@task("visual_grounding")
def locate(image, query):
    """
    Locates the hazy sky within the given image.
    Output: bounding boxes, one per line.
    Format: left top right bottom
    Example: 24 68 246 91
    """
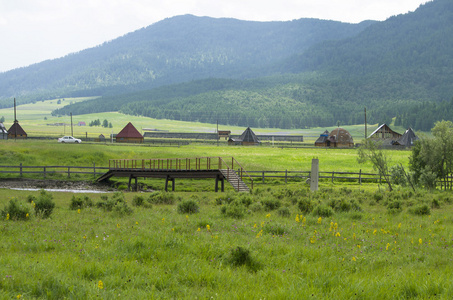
0 0 429 73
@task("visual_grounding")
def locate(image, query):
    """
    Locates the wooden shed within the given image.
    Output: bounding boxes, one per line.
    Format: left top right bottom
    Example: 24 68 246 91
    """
116 122 144 143
0 123 8 140
315 130 330 147
394 128 418 147
328 128 354 148
368 124 402 145
218 130 231 140
7 120 27 139
228 127 260 146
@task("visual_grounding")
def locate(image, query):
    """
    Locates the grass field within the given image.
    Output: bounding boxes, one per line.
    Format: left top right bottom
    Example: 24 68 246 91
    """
2 98 449 299
0 97 411 142
1 185 453 299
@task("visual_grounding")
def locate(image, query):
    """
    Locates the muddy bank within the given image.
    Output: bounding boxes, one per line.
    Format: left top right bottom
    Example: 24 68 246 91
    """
0 178 114 192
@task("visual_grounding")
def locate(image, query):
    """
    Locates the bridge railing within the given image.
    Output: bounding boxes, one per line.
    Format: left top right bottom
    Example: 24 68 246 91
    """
109 157 253 189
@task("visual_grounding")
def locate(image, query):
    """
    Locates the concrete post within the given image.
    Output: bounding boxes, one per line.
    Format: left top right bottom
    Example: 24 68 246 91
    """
310 158 319 192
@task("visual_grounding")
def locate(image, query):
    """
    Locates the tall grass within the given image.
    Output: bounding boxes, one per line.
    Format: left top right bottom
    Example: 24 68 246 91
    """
1 186 452 298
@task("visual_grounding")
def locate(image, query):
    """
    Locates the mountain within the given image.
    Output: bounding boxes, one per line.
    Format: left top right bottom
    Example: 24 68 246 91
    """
53 0 453 131
0 15 372 106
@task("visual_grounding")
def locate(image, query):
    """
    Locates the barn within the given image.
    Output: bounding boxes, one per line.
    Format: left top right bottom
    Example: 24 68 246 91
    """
368 124 402 145
394 127 418 147
315 130 330 147
7 120 27 139
116 122 144 143
315 128 354 148
228 127 260 146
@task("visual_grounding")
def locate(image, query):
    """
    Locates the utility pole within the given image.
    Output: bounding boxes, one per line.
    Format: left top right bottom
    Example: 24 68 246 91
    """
70 113 73 137
14 98 17 141
364 107 367 139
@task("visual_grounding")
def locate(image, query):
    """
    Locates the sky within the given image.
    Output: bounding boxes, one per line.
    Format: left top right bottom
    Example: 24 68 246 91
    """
0 0 429 73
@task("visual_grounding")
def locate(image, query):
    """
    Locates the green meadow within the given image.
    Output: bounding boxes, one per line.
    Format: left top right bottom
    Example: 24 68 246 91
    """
2 97 451 299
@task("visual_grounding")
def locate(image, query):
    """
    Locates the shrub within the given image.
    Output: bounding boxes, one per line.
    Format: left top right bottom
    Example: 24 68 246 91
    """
431 198 441 209
411 204 431 216
312 204 334 217
298 198 314 214
177 199 200 214
390 164 408 186
221 200 247 219
148 192 176 205
228 246 261 272
373 192 384 202
263 223 287 235
387 200 403 214
419 168 437 190
96 192 133 215
262 198 281 211
132 195 145 207
69 195 93 210
1 198 30 221
248 202 263 212
34 190 55 219
26 195 37 203
277 206 291 218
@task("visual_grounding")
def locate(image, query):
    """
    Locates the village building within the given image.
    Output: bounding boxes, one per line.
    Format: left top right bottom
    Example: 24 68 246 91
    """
228 127 260 146
368 124 402 145
0 123 8 140
7 120 27 139
314 128 354 148
116 122 144 143
394 127 419 147
315 130 330 147
218 130 231 140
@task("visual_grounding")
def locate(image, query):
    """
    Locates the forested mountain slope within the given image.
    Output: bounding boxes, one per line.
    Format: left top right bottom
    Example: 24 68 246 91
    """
0 15 372 106
54 0 453 131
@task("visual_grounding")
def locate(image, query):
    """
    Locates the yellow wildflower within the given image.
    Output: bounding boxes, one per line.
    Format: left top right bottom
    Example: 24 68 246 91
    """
206 224 211 231
386 243 390 250
295 214 300 223
6 213 9 221
26 213 29 218
353 233 356 240
17 295 21 299
317 217 322 224
253 223 257 228
136 221 138 225
77 209 81 214
335 232 341 237
197 228 201 232
171 228 175 231
419 238 422 245
266 213 271 218
162 218 165 223
256 229 263 238
398 223 402 229
310 236 316 244
352 257 356 261
117 223 120 228
302 217 306 227
98 280 104 289
261 221 265 227
357 244 361 249
373 229 377 235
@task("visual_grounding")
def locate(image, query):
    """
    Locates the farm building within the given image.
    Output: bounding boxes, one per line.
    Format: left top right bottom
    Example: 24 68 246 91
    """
0 123 8 139
394 127 419 147
228 127 260 146
315 130 330 147
218 130 231 140
329 128 354 147
7 120 27 139
116 122 144 143
368 124 402 145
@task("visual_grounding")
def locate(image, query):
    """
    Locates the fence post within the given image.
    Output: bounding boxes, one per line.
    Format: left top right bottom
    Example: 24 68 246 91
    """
93 163 96 178
68 167 70 178
310 158 319 192
331 171 334 184
359 169 362 185
20 163 23 177
285 170 288 184
262 171 265 184
43 167 46 178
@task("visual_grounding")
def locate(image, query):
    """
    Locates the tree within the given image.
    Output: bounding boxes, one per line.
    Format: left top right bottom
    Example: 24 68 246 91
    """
357 140 393 191
102 119 109 128
0 116 4 123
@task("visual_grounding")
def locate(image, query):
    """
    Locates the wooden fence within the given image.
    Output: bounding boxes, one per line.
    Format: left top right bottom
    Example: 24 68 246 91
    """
0 164 109 178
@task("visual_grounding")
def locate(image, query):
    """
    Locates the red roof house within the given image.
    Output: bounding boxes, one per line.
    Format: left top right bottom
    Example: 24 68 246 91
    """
116 122 144 143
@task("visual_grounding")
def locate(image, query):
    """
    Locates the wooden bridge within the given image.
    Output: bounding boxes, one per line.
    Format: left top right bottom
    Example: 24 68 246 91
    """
96 157 253 192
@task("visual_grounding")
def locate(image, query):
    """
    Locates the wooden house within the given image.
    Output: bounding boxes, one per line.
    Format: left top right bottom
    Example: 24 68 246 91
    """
228 127 260 146
116 122 144 143
0 123 8 140
368 124 402 145
328 128 354 148
7 120 27 139
315 130 330 147
394 128 418 147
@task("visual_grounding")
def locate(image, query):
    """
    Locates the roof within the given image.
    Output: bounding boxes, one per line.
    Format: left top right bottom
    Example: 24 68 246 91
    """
395 128 418 146
239 127 260 143
329 128 354 144
368 124 401 139
315 130 330 144
116 122 143 138
0 123 7 134
8 121 27 136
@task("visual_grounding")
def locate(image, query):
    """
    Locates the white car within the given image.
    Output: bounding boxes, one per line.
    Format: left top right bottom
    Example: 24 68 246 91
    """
58 136 82 143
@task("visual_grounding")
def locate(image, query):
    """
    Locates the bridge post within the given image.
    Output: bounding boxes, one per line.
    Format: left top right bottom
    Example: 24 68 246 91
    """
128 174 133 191
215 176 219 192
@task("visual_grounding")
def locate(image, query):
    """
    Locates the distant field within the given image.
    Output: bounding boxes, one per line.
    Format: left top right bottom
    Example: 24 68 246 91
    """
0 97 411 142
